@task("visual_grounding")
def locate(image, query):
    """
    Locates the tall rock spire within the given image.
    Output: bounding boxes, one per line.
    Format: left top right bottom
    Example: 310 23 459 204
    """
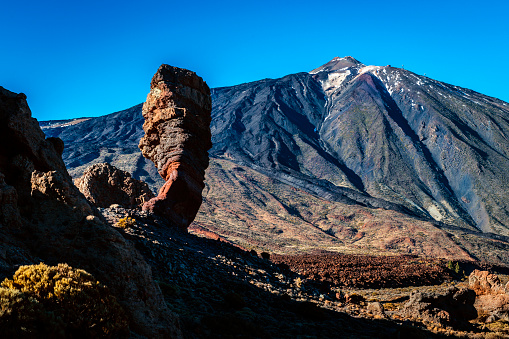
139 64 212 229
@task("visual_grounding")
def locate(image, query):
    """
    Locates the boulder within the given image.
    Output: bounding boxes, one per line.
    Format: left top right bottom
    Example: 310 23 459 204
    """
367 302 386 318
401 287 477 328
469 269 506 295
75 162 155 209
139 64 212 229
469 270 509 322
475 294 509 322
0 86 182 338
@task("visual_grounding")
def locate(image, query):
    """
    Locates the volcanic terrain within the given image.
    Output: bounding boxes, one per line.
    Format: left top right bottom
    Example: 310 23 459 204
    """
42 57 509 266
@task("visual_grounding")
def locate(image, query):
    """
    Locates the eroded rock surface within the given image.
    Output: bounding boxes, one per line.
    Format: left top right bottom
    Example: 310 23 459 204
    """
469 269 508 295
469 270 509 322
139 64 212 229
0 86 181 338
401 287 477 328
75 162 155 209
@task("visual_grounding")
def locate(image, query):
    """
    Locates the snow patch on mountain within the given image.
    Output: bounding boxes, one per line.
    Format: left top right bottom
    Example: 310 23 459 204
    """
321 70 351 94
359 65 382 75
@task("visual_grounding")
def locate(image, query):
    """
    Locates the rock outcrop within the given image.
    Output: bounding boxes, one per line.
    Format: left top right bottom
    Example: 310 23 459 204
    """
401 287 477 328
139 64 212 229
75 162 155 209
0 86 181 338
469 269 509 295
469 270 509 322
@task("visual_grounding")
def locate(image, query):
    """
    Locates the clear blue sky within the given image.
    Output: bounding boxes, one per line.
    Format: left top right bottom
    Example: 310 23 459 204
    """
1 0 508 121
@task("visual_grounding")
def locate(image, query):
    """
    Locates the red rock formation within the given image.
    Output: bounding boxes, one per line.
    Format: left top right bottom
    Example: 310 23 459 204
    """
139 65 212 229
0 86 181 338
75 162 155 209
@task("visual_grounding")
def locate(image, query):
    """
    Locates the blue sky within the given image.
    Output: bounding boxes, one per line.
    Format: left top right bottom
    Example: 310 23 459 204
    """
1 0 508 121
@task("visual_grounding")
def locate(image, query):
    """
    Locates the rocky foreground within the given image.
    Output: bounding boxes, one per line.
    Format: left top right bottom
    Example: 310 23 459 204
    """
0 86 181 337
5 59 509 337
101 205 509 338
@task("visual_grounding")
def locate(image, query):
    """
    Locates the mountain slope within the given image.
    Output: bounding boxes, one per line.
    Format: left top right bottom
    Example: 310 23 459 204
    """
210 57 509 235
40 57 509 264
355 62 509 235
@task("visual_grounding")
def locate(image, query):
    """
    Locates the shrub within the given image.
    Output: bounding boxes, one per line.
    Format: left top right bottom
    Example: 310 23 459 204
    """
0 287 65 338
0 263 128 338
116 216 136 229
345 293 366 304
454 262 461 274
446 260 461 275
294 277 303 289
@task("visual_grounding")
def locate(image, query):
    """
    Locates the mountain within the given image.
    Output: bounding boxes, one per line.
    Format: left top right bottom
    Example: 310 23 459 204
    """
42 57 509 265
211 56 509 235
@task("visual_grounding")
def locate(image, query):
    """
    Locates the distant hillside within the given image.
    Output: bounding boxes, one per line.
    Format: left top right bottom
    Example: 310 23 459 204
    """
39 117 91 129
41 57 509 265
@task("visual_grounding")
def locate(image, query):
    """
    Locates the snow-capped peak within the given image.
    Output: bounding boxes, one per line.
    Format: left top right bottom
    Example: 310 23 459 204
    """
310 56 364 75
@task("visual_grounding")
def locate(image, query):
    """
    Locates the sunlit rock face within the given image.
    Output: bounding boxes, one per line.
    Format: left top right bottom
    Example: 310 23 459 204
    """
139 64 212 229
75 162 155 209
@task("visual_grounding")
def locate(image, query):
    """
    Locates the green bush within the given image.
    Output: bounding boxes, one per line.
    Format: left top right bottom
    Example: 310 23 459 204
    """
0 263 128 338
446 260 461 275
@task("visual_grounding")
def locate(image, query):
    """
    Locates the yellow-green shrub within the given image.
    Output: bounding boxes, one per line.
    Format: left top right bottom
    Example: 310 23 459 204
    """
0 287 65 338
0 263 128 338
116 216 136 229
